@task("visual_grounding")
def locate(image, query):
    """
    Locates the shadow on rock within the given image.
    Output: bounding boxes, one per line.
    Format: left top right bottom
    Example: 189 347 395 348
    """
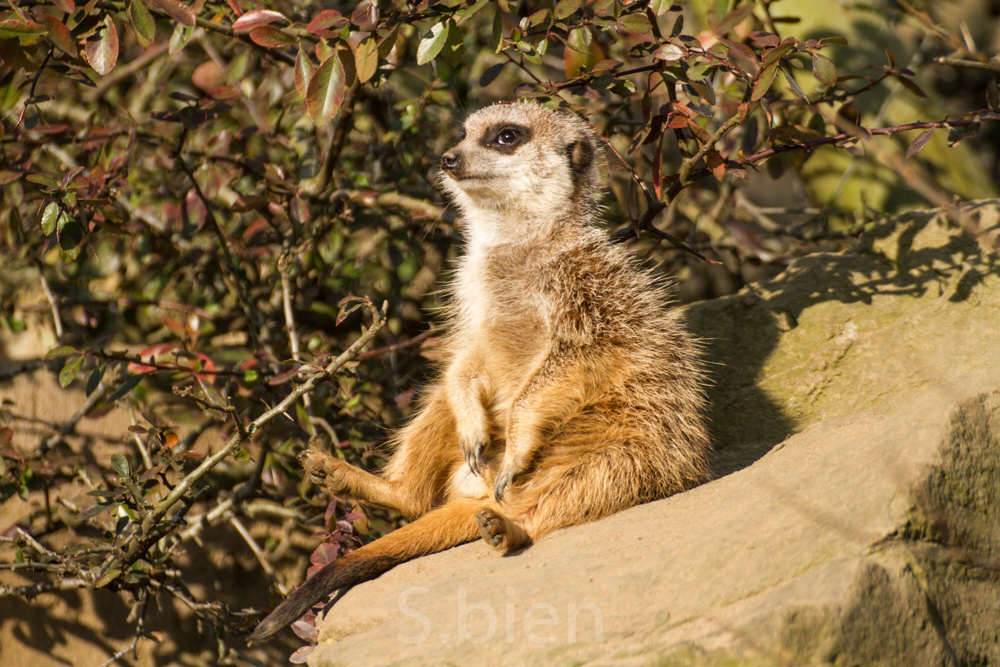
685 199 1000 478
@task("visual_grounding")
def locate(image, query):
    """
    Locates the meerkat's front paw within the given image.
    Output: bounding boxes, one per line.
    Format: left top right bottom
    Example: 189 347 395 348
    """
461 437 487 476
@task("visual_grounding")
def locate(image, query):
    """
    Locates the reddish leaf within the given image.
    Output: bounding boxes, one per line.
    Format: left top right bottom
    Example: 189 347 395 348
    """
39 16 75 56
667 113 689 129
749 31 779 48
85 15 119 76
350 0 378 31
248 26 292 48
53 0 76 12
232 9 287 32
267 367 299 386
903 129 933 159
290 619 318 645
306 9 347 38
894 74 926 98
306 53 347 125
289 645 315 664
192 60 224 91
147 0 196 27
0 427 13 446
706 150 726 181
310 541 339 566
127 361 158 374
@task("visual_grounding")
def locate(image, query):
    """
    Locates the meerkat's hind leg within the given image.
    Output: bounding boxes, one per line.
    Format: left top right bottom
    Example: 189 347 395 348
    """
300 446 426 519
476 507 530 554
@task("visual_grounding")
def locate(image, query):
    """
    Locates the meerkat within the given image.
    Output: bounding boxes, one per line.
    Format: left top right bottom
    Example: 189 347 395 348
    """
248 102 710 644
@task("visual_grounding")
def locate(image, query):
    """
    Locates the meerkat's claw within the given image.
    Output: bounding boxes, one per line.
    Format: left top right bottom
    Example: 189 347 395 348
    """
493 470 513 501
462 439 486 476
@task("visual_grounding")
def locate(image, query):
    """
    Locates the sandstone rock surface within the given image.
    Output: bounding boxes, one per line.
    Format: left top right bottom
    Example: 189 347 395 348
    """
308 201 1000 666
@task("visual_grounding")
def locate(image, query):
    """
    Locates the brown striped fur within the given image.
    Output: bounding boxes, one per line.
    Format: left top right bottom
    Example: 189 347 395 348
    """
248 103 710 644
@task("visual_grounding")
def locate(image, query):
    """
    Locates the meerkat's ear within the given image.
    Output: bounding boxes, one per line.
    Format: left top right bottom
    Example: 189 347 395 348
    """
566 138 593 182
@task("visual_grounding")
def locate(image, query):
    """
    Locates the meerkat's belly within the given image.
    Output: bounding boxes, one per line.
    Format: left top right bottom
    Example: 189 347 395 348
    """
448 462 491 499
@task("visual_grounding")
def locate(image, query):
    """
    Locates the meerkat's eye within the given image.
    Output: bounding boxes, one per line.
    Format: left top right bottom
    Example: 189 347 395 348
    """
481 124 530 152
459 128 467 141
496 127 521 145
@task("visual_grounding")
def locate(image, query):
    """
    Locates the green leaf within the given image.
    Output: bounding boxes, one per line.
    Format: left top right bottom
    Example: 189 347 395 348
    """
650 0 674 15
762 43 796 69
46 345 75 358
554 0 582 19
811 52 837 87
619 13 652 34
84 14 119 76
85 365 105 395
95 567 122 588
354 36 378 84
41 202 60 235
479 62 504 87
112 454 130 478
294 43 315 98
306 53 347 125
108 374 142 402
416 21 449 66
129 0 156 48
751 64 779 102
0 17 46 40
491 5 503 53
59 356 83 388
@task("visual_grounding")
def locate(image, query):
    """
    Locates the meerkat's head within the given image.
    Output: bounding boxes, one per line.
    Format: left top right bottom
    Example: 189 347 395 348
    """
438 102 603 246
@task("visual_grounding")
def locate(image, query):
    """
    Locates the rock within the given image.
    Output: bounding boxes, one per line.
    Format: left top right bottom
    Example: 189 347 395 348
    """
307 201 1000 666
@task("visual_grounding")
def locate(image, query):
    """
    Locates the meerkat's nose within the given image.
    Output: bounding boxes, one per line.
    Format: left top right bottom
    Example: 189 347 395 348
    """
440 151 461 171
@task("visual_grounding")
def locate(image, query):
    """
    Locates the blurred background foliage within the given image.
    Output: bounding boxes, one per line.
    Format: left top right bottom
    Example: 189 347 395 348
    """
0 0 998 662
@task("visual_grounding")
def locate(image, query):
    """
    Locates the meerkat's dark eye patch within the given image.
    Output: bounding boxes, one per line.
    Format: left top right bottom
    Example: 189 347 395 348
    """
480 124 531 153
566 138 593 182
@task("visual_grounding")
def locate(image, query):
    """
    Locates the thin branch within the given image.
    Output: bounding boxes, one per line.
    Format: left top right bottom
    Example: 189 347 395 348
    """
934 56 1000 73
0 577 91 598
357 328 437 361
36 263 63 340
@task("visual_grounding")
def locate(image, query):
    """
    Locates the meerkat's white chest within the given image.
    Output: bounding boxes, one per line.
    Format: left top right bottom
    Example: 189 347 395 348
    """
454 246 492 331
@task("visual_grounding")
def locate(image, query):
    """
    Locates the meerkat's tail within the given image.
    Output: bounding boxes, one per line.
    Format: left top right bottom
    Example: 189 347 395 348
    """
247 497 483 644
